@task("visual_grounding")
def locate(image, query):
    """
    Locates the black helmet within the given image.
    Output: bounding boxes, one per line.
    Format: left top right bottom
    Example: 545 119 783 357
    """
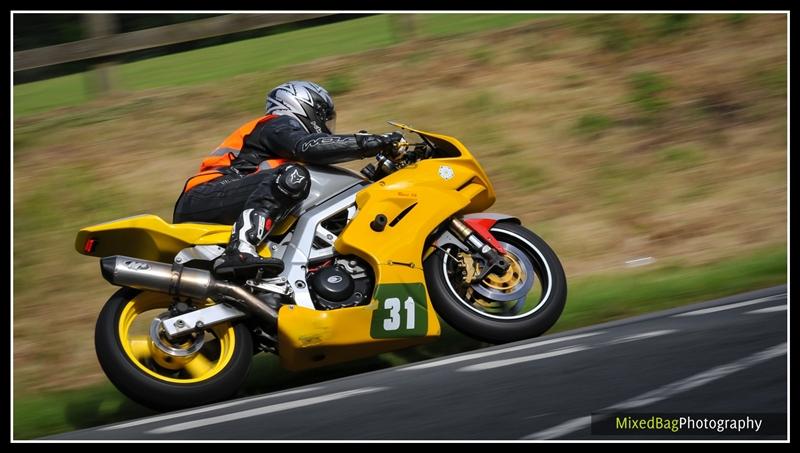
266 81 336 134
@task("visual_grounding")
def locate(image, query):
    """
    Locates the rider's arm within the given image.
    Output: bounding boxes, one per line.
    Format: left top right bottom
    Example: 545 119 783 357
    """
260 116 392 164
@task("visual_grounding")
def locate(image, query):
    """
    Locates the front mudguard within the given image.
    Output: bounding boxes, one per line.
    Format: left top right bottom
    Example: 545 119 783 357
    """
462 213 521 224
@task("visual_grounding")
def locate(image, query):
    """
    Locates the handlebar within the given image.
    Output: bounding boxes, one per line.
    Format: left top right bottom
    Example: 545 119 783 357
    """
360 139 431 182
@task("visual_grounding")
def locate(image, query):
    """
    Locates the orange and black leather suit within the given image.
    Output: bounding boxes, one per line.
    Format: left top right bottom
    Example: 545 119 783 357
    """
173 115 391 225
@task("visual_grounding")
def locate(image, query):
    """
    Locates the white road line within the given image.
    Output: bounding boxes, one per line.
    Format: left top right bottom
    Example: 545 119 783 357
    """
608 330 677 345
457 346 590 372
527 416 592 440
747 305 787 315
609 342 786 410
147 387 387 434
100 387 323 431
458 329 679 372
400 331 605 371
523 342 787 439
674 294 786 317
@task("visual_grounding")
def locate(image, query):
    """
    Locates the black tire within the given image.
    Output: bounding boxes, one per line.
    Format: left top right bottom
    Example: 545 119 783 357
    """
424 222 567 344
95 287 253 411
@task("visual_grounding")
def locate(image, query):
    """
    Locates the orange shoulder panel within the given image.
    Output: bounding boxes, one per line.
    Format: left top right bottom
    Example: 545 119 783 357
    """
216 114 278 151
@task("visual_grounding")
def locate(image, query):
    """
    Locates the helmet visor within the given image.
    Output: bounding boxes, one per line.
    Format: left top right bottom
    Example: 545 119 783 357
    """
325 113 337 134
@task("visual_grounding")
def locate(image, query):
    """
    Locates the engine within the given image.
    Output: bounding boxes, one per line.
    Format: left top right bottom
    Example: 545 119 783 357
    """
307 256 374 310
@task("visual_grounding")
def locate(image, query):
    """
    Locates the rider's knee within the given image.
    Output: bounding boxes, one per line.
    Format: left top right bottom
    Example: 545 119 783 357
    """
274 164 311 202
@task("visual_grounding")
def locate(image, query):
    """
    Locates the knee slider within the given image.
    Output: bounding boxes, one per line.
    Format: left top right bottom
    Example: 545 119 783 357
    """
275 164 311 201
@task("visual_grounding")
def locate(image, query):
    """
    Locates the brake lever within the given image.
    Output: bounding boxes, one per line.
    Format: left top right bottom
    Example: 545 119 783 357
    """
393 141 429 163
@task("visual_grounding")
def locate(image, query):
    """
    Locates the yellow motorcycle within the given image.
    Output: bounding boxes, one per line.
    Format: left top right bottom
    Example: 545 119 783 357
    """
76 122 567 410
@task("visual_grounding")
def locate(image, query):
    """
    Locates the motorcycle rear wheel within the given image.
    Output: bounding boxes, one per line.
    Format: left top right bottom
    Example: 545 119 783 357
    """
95 287 252 411
425 222 567 344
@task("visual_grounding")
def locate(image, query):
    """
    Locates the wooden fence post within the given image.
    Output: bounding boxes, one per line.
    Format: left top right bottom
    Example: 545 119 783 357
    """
84 14 118 96
390 13 418 42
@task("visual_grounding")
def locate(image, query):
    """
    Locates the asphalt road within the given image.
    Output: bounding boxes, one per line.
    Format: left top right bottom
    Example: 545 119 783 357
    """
50 285 788 440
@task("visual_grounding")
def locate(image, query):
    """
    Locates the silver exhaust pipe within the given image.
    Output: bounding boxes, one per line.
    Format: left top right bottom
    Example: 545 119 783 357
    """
100 255 278 328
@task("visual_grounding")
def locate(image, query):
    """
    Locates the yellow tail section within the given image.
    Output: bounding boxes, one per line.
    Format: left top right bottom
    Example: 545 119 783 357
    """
75 215 234 262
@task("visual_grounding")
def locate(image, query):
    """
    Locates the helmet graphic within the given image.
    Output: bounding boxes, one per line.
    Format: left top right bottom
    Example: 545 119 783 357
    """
266 81 336 134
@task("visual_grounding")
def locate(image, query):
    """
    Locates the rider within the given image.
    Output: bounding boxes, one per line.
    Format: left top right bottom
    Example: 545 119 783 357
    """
173 80 400 280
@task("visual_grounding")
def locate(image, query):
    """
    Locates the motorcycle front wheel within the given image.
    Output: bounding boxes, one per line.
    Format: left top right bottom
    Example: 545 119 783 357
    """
425 222 567 344
95 287 252 411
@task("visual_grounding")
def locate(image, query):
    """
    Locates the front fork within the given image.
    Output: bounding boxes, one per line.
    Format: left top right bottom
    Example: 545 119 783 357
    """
446 218 510 281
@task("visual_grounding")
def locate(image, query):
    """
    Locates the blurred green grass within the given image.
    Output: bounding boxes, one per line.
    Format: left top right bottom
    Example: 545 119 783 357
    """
550 245 786 332
14 245 786 439
14 14 543 117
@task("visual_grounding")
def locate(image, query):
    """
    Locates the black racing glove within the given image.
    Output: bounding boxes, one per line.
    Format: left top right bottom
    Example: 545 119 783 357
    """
356 132 404 157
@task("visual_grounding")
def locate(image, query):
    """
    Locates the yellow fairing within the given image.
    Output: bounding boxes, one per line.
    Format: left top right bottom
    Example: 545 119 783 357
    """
278 278 438 371
338 128 495 272
279 129 495 370
75 214 271 262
